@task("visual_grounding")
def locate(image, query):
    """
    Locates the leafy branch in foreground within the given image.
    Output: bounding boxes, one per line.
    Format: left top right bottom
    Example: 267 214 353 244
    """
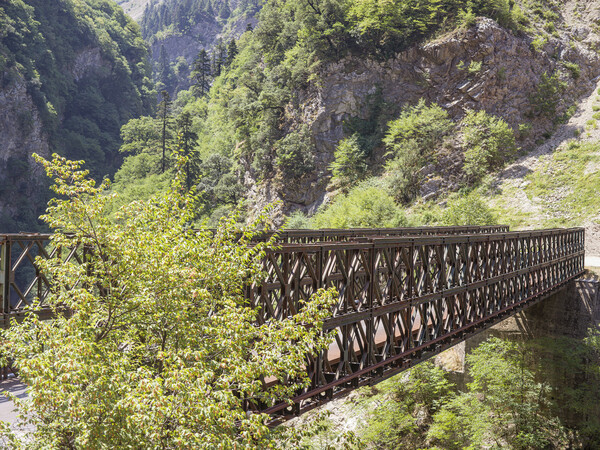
0 153 335 449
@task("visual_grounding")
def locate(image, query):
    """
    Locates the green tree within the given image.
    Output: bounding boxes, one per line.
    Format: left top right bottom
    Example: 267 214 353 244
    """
0 153 336 448
461 109 517 181
530 71 567 117
428 338 566 449
274 126 315 179
329 134 368 192
157 90 172 173
360 361 454 449
226 39 238 67
196 154 244 212
191 49 212 96
176 111 200 190
214 39 228 75
158 43 175 92
383 100 454 202
119 116 161 156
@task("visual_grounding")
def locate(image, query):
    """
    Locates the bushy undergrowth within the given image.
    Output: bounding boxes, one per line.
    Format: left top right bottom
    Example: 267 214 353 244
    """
462 109 518 182
311 180 408 229
307 333 600 449
443 192 498 225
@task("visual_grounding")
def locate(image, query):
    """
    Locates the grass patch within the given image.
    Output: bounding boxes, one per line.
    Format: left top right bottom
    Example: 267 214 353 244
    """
524 141 600 225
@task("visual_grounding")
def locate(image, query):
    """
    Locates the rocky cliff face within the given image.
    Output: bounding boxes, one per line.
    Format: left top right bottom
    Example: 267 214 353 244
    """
248 18 600 219
0 77 49 227
0 43 118 229
144 1 259 95
116 0 155 21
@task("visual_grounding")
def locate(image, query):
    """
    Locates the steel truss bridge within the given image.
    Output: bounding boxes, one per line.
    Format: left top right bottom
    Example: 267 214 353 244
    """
0 225 586 418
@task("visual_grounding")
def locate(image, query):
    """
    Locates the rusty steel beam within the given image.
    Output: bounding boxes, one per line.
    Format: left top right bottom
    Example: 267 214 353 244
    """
251 228 585 418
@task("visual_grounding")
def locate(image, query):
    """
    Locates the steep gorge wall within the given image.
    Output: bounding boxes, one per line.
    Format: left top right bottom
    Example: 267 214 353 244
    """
249 18 600 218
0 77 49 227
0 0 154 231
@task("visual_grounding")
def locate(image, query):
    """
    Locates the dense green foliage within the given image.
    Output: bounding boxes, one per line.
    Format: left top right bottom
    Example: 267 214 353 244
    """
0 0 154 178
442 192 498 225
530 71 567 118
429 338 565 449
0 154 336 448
462 109 518 181
329 333 600 449
361 362 454 448
311 180 408 228
383 100 454 202
329 134 369 191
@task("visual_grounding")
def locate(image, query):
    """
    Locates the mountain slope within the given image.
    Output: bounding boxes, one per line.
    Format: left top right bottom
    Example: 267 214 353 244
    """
139 0 260 94
0 0 154 231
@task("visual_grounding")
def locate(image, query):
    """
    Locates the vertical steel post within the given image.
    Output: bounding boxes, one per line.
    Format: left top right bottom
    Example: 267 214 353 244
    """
1 239 10 317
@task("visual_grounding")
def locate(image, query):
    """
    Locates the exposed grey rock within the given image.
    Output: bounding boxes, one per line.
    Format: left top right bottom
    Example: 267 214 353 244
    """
0 77 49 219
247 18 600 220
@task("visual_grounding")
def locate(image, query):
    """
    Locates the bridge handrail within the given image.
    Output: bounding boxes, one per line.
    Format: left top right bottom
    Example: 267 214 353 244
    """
249 225 510 243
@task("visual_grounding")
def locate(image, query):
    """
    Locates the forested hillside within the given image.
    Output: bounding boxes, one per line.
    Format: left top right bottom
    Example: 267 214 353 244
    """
139 0 260 94
113 0 600 230
0 0 154 231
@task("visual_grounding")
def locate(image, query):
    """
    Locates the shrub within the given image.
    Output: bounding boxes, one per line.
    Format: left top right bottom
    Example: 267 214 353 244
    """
563 61 581 79
384 100 454 156
461 109 517 181
468 60 482 74
442 193 497 225
530 72 567 117
285 210 311 229
311 181 407 228
428 338 566 449
383 100 454 201
384 139 424 203
275 126 315 179
329 134 369 191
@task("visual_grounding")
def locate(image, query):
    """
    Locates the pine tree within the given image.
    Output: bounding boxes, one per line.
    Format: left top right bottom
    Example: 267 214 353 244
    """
157 90 172 173
176 111 200 191
158 44 174 92
159 44 169 87
191 49 211 96
226 39 238 67
212 39 226 77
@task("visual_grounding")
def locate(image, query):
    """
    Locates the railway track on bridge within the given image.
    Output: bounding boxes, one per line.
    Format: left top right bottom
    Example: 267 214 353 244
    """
0 225 586 418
